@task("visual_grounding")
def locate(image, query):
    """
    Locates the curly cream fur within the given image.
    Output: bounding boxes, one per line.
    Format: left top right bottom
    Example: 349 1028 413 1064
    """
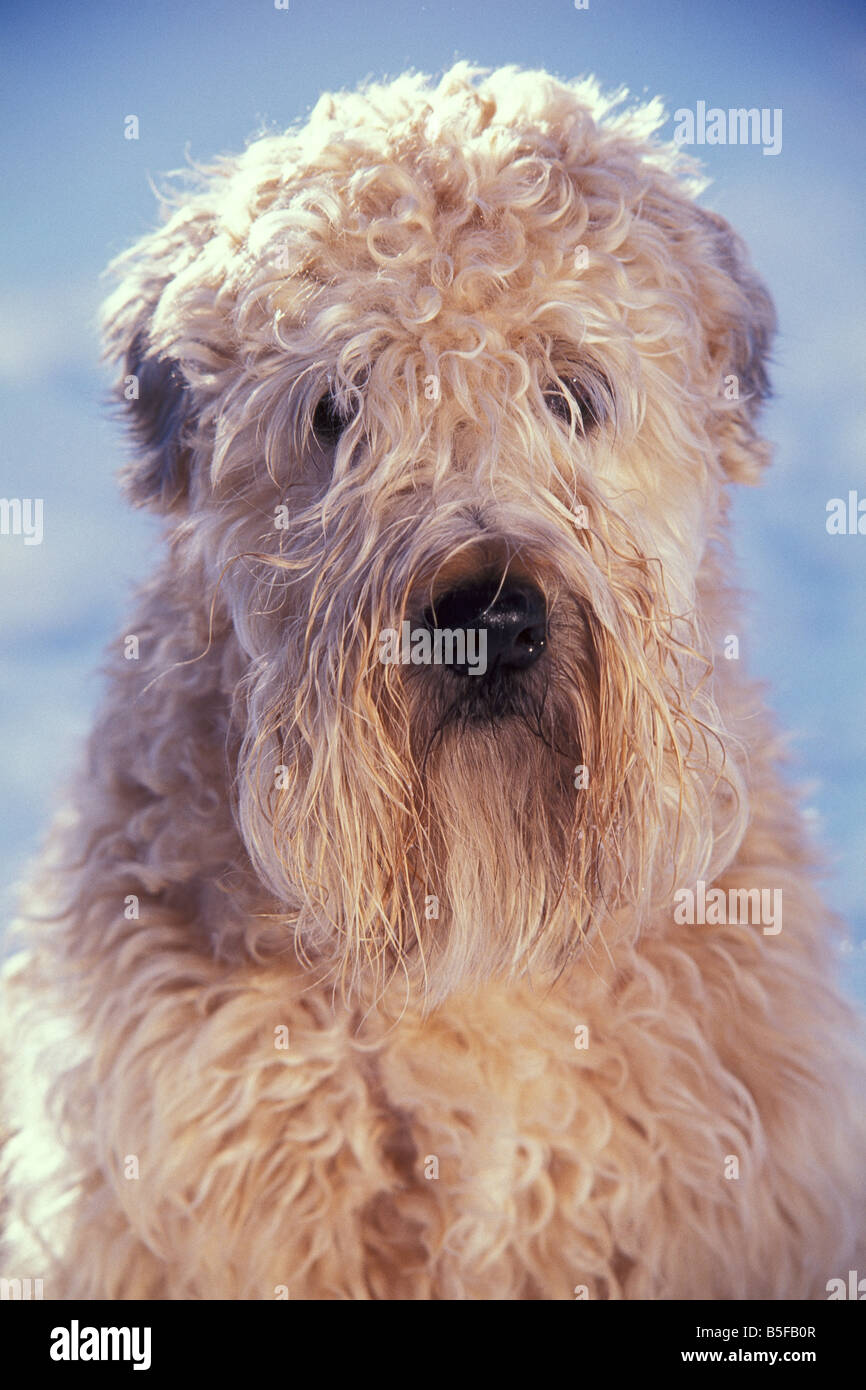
2 63 863 1299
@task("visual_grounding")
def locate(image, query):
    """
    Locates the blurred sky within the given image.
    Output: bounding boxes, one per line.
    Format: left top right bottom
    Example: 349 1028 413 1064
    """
1 0 864 998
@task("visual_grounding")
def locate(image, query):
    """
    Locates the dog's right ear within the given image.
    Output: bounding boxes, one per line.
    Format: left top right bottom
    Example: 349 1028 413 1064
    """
102 207 215 514
111 327 196 512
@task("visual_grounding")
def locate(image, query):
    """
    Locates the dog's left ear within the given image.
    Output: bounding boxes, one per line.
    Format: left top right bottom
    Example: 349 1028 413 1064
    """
688 205 777 483
638 181 776 483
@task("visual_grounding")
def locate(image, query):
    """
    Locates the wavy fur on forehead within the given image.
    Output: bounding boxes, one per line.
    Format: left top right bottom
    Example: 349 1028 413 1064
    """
102 61 769 502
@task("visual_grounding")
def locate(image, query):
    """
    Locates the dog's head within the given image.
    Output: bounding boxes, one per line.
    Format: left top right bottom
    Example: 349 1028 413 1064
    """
103 64 775 1004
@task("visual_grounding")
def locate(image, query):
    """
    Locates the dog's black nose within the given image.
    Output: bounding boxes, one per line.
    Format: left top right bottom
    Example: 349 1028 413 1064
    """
426 578 547 675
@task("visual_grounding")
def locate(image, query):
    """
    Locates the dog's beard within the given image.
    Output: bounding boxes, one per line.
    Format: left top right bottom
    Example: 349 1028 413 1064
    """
236 567 749 1008
409 681 586 999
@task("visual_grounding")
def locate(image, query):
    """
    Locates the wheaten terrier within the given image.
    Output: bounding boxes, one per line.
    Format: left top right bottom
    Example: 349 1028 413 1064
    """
3 63 864 1300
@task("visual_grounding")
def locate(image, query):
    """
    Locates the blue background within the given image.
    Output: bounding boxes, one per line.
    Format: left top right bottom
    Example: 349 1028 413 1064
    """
1 0 864 999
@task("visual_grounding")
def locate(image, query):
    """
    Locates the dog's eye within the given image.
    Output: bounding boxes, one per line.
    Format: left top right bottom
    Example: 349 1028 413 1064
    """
544 375 608 433
312 390 349 447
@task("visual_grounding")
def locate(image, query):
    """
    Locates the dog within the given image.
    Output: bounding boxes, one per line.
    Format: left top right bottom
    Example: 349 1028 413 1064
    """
2 62 864 1300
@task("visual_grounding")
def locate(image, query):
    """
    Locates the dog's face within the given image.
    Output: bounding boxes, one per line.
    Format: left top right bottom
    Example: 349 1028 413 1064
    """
103 65 775 1004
